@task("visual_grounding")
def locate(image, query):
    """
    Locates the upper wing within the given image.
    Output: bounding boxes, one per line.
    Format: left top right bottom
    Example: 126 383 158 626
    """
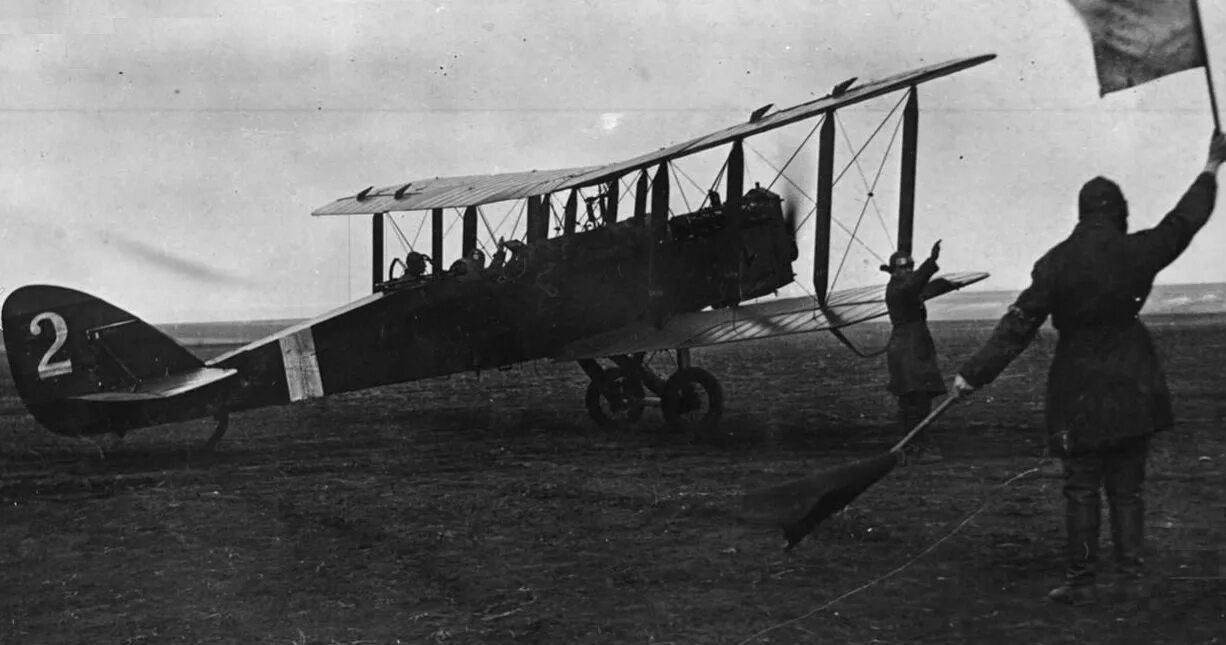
313 54 995 216
553 272 988 361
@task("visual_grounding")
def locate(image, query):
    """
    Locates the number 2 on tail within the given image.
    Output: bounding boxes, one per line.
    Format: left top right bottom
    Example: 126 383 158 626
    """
30 312 73 379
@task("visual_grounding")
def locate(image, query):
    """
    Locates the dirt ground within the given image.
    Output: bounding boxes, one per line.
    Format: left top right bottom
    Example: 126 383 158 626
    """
1 316 1223 644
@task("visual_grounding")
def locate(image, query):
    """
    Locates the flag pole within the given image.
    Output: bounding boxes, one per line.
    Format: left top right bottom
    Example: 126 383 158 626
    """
1192 0 1222 133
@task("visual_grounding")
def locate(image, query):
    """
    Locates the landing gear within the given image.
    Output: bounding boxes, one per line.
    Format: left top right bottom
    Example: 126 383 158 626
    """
661 366 724 436
577 349 725 437
583 366 645 426
204 395 231 450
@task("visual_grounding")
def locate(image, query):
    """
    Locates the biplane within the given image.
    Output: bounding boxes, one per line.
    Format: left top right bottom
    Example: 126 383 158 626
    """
2 54 994 447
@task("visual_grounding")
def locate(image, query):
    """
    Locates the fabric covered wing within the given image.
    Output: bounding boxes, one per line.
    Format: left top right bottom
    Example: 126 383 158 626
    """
555 272 988 360
313 54 995 216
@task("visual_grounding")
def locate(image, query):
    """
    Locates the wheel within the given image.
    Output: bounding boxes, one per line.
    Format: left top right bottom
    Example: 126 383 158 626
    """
584 367 645 426
661 366 724 436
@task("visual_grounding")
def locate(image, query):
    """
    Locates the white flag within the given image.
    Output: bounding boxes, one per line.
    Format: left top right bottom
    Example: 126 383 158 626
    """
1068 0 1207 95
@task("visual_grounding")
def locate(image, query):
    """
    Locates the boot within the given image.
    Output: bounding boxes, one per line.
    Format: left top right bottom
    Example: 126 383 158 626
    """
1049 497 1100 606
1105 435 1149 602
1109 494 1146 601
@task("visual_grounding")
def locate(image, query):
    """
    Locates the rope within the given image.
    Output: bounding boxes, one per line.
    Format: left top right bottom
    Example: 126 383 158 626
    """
736 459 1050 645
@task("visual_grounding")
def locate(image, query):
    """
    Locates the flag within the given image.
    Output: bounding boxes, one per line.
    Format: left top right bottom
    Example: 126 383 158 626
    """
1068 0 1207 95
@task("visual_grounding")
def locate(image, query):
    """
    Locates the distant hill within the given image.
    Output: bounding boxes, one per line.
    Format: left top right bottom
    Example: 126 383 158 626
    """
926 281 1226 321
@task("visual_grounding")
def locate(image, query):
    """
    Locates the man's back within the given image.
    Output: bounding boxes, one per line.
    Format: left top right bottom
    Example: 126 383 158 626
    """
958 170 1218 454
1037 174 1217 335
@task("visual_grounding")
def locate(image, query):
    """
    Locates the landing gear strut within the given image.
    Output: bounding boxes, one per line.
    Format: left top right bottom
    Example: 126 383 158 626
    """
204 393 231 450
577 348 725 437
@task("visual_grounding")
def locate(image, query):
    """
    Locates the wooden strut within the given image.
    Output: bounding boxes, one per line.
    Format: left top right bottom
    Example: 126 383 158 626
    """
1192 0 1222 133
205 390 231 450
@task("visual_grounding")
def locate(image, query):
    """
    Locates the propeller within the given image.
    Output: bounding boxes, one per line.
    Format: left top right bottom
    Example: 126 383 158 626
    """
780 181 803 253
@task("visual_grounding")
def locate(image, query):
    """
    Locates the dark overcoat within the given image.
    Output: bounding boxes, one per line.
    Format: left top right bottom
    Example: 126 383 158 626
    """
960 173 1218 456
886 256 947 396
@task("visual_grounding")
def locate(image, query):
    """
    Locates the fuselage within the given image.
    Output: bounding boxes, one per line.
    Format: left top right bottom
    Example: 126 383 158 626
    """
209 187 799 414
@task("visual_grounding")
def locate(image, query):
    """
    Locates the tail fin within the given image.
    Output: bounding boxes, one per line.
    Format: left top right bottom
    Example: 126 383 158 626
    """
2 285 232 436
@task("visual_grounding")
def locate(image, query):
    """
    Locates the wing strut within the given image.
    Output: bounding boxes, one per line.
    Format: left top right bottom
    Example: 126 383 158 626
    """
647 161 671 327
810 91 922 360
372 213 384 291
897 87 918 256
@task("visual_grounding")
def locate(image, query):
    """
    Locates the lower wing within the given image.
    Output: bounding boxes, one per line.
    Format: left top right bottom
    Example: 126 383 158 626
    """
554 271 988 360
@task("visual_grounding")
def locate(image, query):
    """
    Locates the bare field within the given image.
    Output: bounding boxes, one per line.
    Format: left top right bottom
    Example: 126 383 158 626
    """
1 317 1224 644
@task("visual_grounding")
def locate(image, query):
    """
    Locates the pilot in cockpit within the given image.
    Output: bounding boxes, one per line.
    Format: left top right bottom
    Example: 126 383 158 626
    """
405 251 429 279
450 247 486 280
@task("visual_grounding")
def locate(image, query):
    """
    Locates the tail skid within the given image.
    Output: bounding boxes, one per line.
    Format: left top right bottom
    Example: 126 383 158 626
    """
2 285 235 437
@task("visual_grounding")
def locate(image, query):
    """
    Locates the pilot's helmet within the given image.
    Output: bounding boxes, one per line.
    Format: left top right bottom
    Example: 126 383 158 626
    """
880 251 914 273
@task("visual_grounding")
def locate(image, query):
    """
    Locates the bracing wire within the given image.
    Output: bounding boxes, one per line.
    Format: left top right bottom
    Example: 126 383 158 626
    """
478 205 499 249
669 163 693 214
710 157 729 206
748 149 887 265
387 213 412 251
509 200 527 239
548 198 566 231
836 110 897 243
442 208 462 237
829 111 906 292
765 114 824 193
409 213 429 249
829 93 908 191
492 200 520 239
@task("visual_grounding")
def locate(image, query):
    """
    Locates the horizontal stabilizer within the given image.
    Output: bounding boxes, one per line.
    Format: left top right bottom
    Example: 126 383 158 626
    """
71 366 238 403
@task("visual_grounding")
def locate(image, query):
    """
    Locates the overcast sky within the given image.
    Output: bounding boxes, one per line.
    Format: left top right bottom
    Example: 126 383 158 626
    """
3 0 1226 323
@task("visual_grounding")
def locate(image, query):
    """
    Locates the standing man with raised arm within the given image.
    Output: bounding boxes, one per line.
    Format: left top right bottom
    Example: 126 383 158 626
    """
884 239 948 464
952 132 1226 605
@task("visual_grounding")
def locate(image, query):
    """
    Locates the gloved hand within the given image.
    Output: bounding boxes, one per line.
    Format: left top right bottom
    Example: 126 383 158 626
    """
952 373 976 398
930 239 942 262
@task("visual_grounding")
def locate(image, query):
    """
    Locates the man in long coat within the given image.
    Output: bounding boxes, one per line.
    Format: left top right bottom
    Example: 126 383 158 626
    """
885 239 947 463
954 132 1226 605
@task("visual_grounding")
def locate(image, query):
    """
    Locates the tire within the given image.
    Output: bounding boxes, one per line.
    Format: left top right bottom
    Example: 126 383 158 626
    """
661 366 724 437
584 367 645 427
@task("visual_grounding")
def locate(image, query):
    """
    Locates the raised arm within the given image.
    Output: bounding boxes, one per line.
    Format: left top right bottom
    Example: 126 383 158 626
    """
905 239 942 292
1132 132 1226 273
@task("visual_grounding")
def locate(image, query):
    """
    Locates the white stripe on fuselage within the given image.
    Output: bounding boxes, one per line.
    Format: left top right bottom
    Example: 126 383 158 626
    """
279 328 324 401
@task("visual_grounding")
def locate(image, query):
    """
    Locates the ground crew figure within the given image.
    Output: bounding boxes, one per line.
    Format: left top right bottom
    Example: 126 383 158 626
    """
884 239 947 464
953 131 1226 605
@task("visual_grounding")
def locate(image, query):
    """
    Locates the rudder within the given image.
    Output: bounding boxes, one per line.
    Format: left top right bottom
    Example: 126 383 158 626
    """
2 285 207 436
